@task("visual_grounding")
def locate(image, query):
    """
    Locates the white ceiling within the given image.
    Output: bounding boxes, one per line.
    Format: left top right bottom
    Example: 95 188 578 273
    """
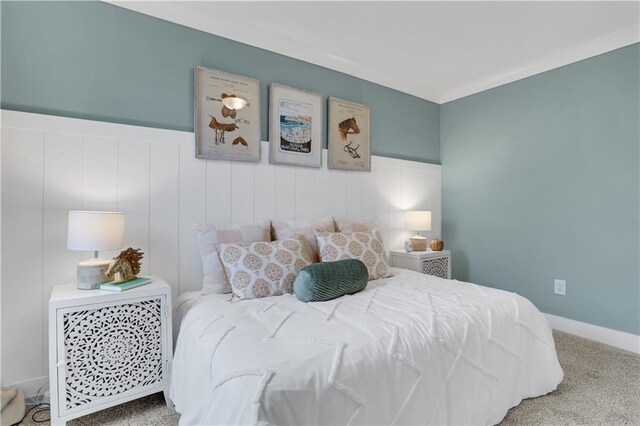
109 1 640 103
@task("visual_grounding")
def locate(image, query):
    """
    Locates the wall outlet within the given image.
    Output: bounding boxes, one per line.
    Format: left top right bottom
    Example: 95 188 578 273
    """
554 279 566 295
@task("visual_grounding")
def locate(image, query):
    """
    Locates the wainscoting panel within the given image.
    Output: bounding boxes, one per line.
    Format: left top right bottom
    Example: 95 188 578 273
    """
178 137 206 295
2 126 46 386
0 109 441 392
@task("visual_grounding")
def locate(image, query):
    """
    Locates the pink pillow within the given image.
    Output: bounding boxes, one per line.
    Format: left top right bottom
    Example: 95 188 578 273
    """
196 221 271 294
271 216 335 263
333 217 379 233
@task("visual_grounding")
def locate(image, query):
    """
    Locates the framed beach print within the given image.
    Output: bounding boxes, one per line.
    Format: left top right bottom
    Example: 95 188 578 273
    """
269 83 322 167
328 97 371 172
195 66 261 162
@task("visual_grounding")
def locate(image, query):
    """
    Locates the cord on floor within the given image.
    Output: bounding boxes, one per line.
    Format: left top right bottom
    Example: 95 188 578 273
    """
10 402 50 425
10 384 50 425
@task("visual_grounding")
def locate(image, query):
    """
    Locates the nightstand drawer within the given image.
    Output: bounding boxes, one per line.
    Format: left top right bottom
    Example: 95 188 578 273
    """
389 249 451 279
421 256 450 279
56 295 168 417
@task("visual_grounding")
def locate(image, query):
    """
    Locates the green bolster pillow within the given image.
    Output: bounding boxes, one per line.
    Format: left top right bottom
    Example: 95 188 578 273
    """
294 259 368 303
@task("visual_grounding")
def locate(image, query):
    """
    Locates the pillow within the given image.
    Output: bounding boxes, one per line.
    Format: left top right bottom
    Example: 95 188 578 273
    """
217 235 312 300
271 216 335 263
315 229 390 280
333 217 379 233
294 259 368 302
196 221 271 294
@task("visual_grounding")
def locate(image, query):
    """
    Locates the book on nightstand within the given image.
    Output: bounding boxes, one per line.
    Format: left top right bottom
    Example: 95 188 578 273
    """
99 276 152 292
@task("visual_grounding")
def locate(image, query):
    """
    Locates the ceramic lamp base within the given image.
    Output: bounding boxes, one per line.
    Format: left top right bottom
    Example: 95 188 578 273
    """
77 258 113 290
409 235 427 251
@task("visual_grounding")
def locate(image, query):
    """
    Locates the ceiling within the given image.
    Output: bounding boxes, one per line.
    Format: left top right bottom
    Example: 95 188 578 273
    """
109 1 640 104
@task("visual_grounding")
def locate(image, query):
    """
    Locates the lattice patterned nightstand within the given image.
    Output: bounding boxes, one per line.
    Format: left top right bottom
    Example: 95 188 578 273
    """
48 278 173 425
389 249 451 279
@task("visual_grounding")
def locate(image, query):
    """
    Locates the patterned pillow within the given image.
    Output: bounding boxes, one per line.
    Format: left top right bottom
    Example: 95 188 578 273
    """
315 229 390 281
272 216 335 263
196 221 271 294
216 235 312 300
333 217 379 233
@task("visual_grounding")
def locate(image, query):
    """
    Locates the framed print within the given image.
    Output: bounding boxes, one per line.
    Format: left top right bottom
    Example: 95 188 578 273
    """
195 66 261 162
328 97 371 172
269 83 322 167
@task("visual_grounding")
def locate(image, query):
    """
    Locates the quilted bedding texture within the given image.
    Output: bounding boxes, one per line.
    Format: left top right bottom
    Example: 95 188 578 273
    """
171 268 563 425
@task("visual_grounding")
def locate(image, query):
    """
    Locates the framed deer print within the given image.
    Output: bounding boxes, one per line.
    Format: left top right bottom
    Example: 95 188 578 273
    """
269 83 323 168
328 97 371 172
195 66 261 161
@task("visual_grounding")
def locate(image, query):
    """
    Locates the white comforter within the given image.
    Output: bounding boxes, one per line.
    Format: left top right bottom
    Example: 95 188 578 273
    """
171 268 563 425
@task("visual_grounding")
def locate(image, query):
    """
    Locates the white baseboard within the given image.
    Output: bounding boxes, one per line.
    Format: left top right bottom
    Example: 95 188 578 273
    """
545 313 640 354
5 376 49 399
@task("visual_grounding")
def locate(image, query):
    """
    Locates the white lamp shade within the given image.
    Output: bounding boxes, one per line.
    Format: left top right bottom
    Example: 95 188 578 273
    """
67 211 126 251
405 210 432 232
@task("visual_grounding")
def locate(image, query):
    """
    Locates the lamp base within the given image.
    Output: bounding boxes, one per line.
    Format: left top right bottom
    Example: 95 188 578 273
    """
77 258 113 290
409 235 427 251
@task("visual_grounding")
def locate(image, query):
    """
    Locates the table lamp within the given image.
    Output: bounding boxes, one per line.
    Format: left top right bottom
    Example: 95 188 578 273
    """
405 210 431 251
67 211 126 289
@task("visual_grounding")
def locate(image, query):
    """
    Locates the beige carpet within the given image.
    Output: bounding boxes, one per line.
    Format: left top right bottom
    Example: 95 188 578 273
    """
499 330 640 425
20 330 640 425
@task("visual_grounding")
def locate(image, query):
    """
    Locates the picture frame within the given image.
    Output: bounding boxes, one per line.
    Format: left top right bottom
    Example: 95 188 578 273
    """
269 83 323 168
194 66 261 162
328 97 371 172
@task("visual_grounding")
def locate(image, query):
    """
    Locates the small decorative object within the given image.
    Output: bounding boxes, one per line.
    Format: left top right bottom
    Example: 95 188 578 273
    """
106 247 144 283
67 211 126 290
405 210 432 251
195 66 261 162
404 239 413 252
430 239 444 251
328 97 371 172
269 83 323 167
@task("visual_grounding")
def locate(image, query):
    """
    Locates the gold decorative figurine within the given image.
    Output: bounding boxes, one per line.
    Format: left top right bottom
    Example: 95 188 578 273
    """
105 248 144 283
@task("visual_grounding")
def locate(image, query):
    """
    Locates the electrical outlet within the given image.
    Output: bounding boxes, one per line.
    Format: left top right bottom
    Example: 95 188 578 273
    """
554 279 566 296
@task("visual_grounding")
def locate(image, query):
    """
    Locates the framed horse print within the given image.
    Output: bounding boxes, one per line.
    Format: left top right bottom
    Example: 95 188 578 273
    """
269 83 323 167
328 97 371 172
194 66 261 162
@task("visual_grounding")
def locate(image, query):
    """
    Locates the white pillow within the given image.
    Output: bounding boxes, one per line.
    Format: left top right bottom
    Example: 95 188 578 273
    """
196 221 271 294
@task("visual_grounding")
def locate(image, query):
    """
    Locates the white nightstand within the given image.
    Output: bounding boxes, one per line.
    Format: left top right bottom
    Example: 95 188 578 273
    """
48 278 173 425
390 249 452 279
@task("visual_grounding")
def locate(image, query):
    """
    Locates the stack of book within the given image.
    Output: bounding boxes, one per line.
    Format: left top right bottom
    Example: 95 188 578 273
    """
99 276 152 292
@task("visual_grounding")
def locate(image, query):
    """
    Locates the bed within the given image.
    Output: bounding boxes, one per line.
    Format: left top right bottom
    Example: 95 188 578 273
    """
170 267 563 425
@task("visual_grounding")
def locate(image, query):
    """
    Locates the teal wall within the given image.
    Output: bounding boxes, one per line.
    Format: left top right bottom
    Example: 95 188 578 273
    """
0 1 440 164
441 44 640 335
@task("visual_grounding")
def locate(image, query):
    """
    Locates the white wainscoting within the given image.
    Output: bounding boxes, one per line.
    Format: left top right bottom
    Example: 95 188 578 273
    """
0 110 441 393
